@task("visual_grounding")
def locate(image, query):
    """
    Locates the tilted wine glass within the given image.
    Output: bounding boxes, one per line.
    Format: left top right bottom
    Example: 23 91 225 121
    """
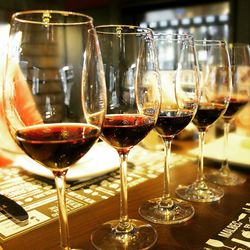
138 33 199 224
91 25 161 250
176 40 232 202
205 43 250 186
3 10 106 250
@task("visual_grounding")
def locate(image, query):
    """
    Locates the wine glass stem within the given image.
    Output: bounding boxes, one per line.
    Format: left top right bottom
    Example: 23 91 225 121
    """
117 152 131 231
54 172 70 250
197 131 205 182
221 121 230 173
162 139 173 206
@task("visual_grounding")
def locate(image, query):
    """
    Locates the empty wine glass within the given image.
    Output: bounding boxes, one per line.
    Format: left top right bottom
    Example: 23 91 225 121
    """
91 25 161 249
206 43 250 186
3 10 106 250
176 40 232 202
138 33 199 224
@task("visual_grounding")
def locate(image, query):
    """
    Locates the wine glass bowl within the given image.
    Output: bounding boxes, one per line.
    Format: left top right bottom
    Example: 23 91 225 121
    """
176 40 232 202
138 33 199 224
91 25 161 249
205 43 250 186
3 10 106 250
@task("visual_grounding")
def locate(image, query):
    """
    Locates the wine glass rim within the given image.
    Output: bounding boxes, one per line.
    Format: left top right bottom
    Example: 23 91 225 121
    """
95 24 152 35
195 39 227 45
153 33 196 50
154 32 193 38
11 10 93 25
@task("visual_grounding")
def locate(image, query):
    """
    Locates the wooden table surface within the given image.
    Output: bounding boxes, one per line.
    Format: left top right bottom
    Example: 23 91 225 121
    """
1 139 250 250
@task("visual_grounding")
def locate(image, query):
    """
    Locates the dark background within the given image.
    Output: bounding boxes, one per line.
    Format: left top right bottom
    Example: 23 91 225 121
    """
0 0 249 43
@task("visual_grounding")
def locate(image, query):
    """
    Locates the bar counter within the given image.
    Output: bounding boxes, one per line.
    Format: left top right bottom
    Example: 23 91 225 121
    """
0 137 249 250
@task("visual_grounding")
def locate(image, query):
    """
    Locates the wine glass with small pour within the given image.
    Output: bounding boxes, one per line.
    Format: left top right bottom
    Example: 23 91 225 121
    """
91 25 161 250
138 32 200 224
176 40 232 202
3 10 106 250
205 43 250 186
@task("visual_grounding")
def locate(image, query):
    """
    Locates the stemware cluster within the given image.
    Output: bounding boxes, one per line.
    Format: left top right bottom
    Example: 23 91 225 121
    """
2 8 249 250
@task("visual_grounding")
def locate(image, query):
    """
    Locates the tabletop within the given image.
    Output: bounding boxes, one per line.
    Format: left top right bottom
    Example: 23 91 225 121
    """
0 135 249 250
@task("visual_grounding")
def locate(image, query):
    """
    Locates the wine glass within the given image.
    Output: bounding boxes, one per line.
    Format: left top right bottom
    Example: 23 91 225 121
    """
176 40 232 202
138 33 199 224
205 43 250 186
91 25 161 249
3 10 106 250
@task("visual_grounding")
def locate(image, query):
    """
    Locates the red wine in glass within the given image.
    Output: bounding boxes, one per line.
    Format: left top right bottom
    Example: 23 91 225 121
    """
139 32 199 224
192 103 226 131
205 98 249 186
204 43 250 186
91 25 160 249
155 110 193 138
223 97 249 122
102 114 155 151
176 101 226 202
138 109 195 224
176 40 232 202
4 11 106 250
15 124 100 171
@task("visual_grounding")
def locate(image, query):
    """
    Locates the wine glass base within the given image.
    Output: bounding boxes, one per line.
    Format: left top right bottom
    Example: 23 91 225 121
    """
91 219 157 250
175 181 224 202
205 170 246 186
139 197 195 225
